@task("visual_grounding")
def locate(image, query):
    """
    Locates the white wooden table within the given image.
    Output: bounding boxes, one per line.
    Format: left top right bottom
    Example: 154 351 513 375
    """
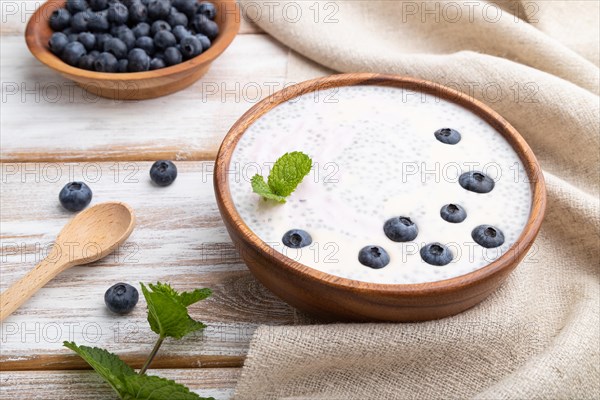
0 6 331 398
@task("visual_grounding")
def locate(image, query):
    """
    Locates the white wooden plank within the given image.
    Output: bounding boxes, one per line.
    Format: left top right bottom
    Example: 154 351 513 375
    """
0 368 241 399
0 34 289 162
0 162 314 369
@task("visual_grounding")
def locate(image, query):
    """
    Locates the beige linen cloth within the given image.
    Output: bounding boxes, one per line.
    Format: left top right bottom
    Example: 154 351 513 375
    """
233 1 600 399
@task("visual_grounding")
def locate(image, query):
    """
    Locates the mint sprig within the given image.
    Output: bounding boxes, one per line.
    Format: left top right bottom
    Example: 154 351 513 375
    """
251 151 312 203
64 282 213 400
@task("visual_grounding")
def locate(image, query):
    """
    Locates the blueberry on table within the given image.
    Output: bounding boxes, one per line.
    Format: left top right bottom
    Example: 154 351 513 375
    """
94 52 119 72
384 216 418 242
59 181 92 212
107 2 129 25
440 203 467 223
149 56 166 69
358 246 390 269
77 32 96 51
471 225 505 248
129 2 148 24
197 2 216 19
420 243 453 266
66 0 88 14
128 48 150 71
282 229 312 249
49 32 69 55
434 128 461 145
103 37 128 59
147 0 171 20
132 22 151 38
61 41 87 66
150 160 178 186
163 46 182 65
49 8 71 31
459 171 495 193
104 283 139 314
154 29 177 50
180 35 202 58
192 14 219 40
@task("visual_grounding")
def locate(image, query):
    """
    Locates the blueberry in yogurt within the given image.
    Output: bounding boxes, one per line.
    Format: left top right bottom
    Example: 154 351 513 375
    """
282 229 312 249
383 216 418 242
420 243 453 266
459 171 495 193
472 225 505 248
440 204 467 223
358 246 390 269
434 128 461 145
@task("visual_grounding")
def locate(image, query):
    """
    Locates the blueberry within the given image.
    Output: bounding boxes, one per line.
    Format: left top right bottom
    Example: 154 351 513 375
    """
383 216 418 242
173 0 197 18
59 181 92 211
150 160 177 185
61 41 87 65
135 36 155 55
70 11 92 32
87 11 110 32
358 246 390 269
102 37 127 59
420 243 453 266
128 48 150 71
197 1 216 19
67 33 80 42
117 28 136 49
459 171 495 193
129 2 148 23
149 56 166 69
154 30 176 50
180 35 202 58
163 46 182 65
111 23 130 36
172 25 191 41
94 32 112 50
77 32 96 51
434 128 461 145
168 10 188 27
192 14 218 39
104 283 139 314
440 203 467 223
49 8 71 31
150 20 171 36
89 0 108 11
78 53 97 69
66 0 88 14
282 229 312 249
132 22 151 37
94 51 119 72
48 32 69 55
195 34 210 50
107 3 128 24
472 225 505 248
147 0 171 20
117 58 129 72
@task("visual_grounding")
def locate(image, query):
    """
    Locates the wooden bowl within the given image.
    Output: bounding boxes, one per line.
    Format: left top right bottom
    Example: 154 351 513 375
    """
25 0 240 100
214 73 546 322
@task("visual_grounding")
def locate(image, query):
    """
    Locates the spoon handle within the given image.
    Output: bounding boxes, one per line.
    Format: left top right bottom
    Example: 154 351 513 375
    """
0 257 68 322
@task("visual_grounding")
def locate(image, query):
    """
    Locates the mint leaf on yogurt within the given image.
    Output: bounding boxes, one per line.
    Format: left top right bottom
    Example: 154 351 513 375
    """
251 151 312 202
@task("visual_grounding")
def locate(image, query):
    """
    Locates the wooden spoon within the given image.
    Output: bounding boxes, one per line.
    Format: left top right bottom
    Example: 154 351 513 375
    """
0 202 135 321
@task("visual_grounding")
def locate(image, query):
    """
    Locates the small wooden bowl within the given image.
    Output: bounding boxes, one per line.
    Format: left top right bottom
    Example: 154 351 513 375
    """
25 0 240 100
214 73 546 322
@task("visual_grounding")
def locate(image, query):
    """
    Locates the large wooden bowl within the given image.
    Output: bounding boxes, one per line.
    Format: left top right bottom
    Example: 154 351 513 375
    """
214 73 547 322
25 0 240 100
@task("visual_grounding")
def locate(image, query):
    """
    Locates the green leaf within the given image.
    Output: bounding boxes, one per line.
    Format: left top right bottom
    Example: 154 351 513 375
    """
251 174 287 203
141 282 210 340
267 151 312 197
63 342 213 400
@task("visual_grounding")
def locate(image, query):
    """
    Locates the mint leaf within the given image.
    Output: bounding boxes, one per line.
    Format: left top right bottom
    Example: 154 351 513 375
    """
268 151 312 197
251 174 287 203
141 282 209 339
251 151 312 202
63 342 213 400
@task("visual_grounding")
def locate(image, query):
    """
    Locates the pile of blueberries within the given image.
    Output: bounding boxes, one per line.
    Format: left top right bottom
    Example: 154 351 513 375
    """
48 0 218 72
281 128 506 270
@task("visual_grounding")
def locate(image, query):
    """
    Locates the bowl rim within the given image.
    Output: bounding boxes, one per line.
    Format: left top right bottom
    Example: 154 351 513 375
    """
214 73 547 296
25 0 240 80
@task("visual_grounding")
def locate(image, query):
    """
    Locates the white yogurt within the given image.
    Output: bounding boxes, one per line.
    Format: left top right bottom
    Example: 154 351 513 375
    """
229 85 531 284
